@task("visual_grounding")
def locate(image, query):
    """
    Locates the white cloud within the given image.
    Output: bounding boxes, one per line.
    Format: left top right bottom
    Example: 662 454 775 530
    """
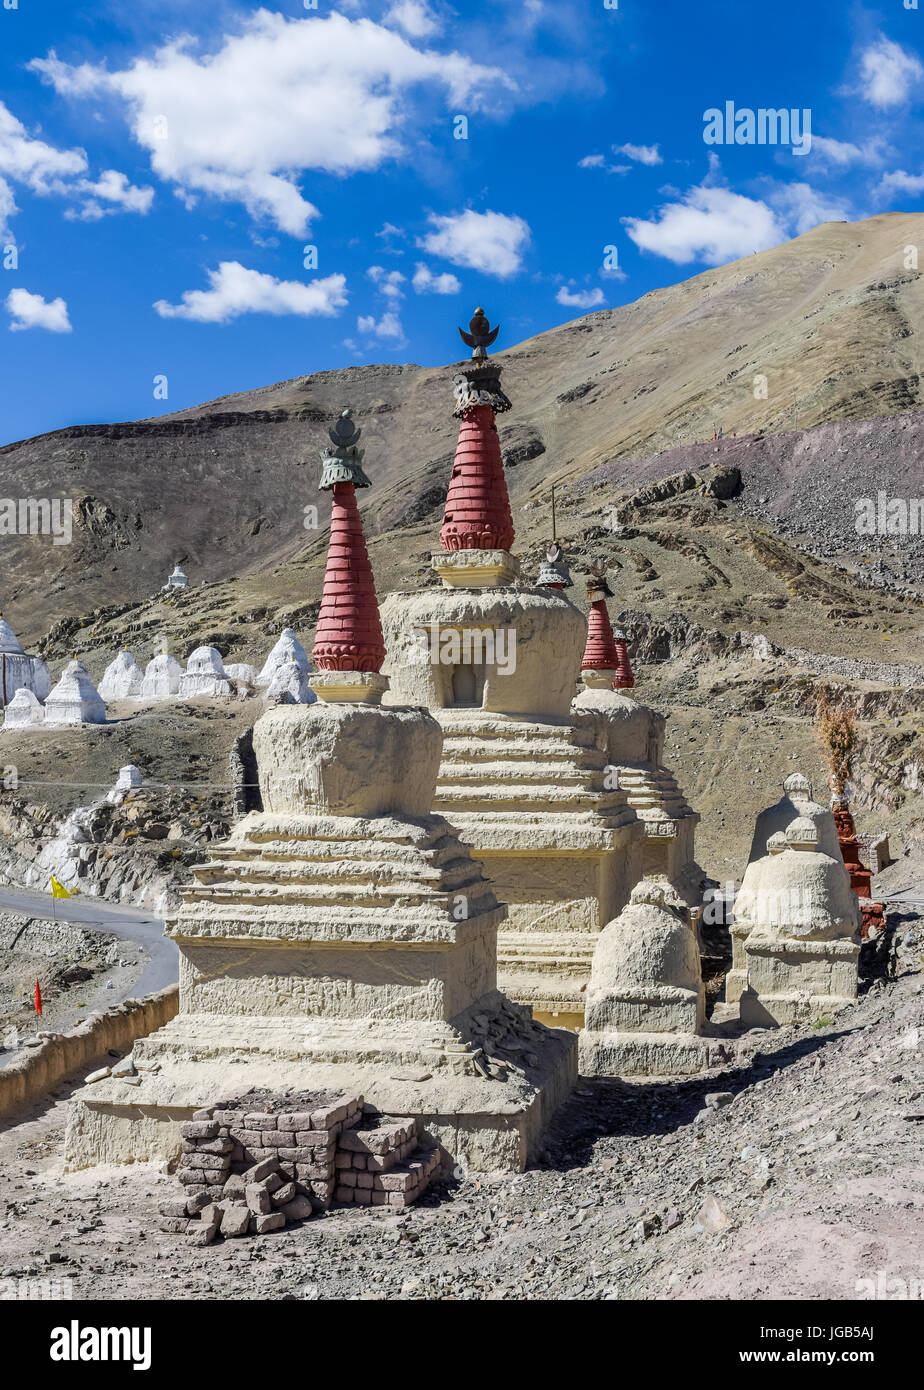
31 12 513 235
859 35 923 109
0 178 17 242
357 309 404 339
64 169 155 221
412 261 461 293
6 287 72 332
153 262 348 323
578 154 606 169
385 1 440 39
367 265 406 298
625 166 857 267
418 208 530 278
878 168 924 197
809 135 885 168
615 142 662 166
0 100 86 192
766 181 852 235
625 183 783 265
556 285 605 309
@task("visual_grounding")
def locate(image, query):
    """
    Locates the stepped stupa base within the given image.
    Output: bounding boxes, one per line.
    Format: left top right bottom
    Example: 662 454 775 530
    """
64 1006 577 1175
579 1029 713 1078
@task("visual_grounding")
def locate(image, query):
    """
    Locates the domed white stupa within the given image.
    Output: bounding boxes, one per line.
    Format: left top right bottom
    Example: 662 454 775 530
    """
178 646 231 698
98 649 144 701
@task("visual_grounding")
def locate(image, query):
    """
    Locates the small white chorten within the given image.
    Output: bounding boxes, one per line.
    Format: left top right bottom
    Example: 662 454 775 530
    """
44 659 107 726
255 628 312 687
98 649 144 701
178 646 231 698
2 687 45 729
264 656 316 704
162 563 189 592
140 652 184 699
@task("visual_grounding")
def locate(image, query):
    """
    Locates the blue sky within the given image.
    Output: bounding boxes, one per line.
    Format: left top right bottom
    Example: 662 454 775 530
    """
0 0 921 445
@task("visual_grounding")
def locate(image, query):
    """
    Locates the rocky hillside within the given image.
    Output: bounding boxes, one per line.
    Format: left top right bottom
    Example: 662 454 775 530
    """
0 212 921 649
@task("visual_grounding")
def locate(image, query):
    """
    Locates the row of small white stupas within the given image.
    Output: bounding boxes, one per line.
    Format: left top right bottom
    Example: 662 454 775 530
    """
0 620 315 730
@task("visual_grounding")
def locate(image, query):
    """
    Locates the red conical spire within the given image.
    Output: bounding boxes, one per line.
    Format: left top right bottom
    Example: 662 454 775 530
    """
581 598 620 671
313 483 385 673
440 405 514 551
612 629 635 689
312 411 386 674
439 309 515 553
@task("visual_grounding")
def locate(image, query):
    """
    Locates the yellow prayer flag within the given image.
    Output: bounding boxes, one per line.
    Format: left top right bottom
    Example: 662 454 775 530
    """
50 875 71 899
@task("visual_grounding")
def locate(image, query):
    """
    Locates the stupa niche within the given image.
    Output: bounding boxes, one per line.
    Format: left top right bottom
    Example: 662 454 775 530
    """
738 817 861 1028
44 659 107 725
0 613 51 706
380 312 646 1030
98 649 144 701
178 646 232 698
65 408 575 1177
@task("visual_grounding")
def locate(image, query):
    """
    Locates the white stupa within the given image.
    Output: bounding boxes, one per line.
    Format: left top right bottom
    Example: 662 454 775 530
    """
106 764 143 804
224 662 259 685
178 645 231 698
264 656 316 704
2 687 45 730
0 613 51 706
255 628 313 687
162 563 189 592
44 659 107 726
98 649 144 701
140 651 184 699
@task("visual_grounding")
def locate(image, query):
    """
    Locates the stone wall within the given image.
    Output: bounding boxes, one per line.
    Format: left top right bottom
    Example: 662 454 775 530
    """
0 984 178 1118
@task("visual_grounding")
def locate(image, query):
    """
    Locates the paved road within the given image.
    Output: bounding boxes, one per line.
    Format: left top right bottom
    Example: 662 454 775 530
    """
0 884 176 1066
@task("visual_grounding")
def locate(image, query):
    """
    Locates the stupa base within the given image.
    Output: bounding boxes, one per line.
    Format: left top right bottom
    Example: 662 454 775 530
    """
64 1009 577 1176
579 1029 713 1078
740 936 859 1027
431 549 520 588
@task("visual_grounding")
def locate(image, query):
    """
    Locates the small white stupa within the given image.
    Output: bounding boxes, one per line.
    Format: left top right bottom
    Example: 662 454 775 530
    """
140 651 184 699
44 659 107 726
162 563 189 592
265 656 316 704
2 687 45 729
98 649 144 701
224 662 259 685
0 613 51 706
106 764 143 804
255 628 313 687
178 645 231 698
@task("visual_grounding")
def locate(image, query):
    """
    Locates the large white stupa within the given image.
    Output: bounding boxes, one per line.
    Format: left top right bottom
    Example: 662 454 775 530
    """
98 649 144 701
140 651 184 699
44 659 107 725
0 613 52 706
178 645 232 698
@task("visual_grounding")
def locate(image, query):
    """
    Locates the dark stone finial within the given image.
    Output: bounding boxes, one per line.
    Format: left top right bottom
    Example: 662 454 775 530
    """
319 405 371 491
459 307 500 359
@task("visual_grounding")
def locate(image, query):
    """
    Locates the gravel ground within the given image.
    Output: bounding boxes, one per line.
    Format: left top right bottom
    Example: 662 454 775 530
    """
0 919 921 1303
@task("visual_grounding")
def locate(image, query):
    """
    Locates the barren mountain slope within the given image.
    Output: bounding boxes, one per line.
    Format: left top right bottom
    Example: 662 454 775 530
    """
0 212 921 644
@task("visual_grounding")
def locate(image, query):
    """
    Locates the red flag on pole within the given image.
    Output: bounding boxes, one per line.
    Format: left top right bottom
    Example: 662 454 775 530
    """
35 980 42 1016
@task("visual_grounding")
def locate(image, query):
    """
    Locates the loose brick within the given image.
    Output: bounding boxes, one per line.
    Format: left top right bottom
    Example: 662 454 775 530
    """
276 1112 314 1130
206 1185 227 1200
185 1192 212 1216
158 1199 188 1219
311 1103 348 1129
159 1216 190 1234
220 1205 252 1238
178 1168 207 1186
180 1120 219 1140
271 1181 298 1206
245 1184 272 1215
254 1212 285 1234
192 1108 214 1120
279 1194 314 1221
242 1157 280 1184
186 1222 219 1246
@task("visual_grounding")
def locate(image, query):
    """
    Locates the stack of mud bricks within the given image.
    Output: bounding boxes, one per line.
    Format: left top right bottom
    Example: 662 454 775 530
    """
335 1117 441 1208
